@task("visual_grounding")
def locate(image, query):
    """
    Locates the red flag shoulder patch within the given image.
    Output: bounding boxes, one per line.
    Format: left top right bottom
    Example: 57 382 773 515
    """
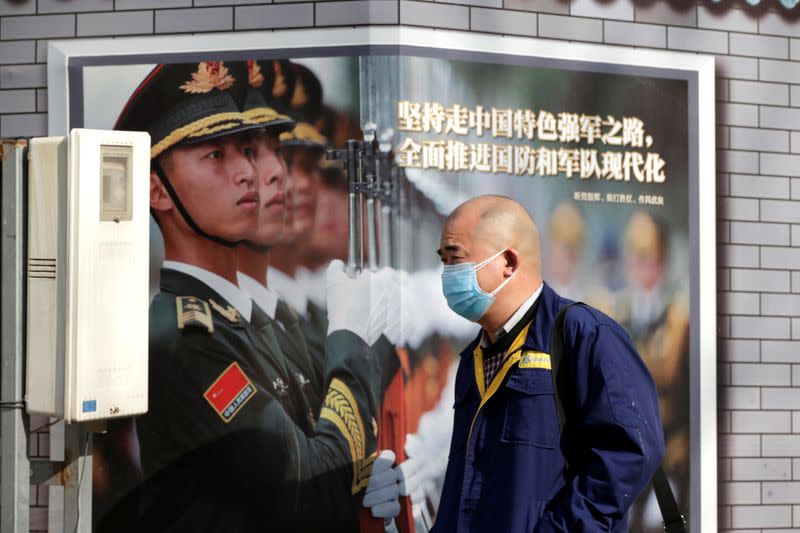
203 362 256 423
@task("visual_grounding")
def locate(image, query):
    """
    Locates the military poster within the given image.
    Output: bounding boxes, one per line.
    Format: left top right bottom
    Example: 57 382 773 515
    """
67 34 709 532
389 55 694 533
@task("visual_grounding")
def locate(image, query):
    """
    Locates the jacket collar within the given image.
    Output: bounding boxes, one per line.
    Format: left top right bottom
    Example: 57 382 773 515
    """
519 282 572 354
459 283 572 397
460 282 569 358
237 271 279 320
160 267 247 328
162 261 252 321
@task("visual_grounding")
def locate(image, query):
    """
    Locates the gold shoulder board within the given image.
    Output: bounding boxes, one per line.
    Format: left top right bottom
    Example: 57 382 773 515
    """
176 296 214 334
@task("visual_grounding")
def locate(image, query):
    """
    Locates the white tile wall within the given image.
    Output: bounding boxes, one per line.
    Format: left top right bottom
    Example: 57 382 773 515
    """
1 1 798 530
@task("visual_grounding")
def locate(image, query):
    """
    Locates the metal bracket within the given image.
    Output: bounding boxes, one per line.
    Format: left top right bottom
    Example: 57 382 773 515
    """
354 180 376 194
30 460 68 487
29 431 94 490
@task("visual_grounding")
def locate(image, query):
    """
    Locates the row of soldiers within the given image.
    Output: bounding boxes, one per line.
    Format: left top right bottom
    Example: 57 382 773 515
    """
93 59 417 532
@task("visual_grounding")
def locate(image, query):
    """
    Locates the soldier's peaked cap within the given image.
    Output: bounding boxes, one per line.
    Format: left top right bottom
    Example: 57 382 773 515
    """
114 61 265 160
233 60 295 133
287 62 323 124
280 62 327 150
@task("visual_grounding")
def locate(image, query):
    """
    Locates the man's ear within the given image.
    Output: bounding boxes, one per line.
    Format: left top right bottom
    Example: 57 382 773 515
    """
150 168 174 213
503 248 520 277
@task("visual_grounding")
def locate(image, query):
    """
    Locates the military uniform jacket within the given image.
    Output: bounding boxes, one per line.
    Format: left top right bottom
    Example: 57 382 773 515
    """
272 299 398 420
300 300 329 383
134 268 397 532
432 283 665 533
260 300 324 420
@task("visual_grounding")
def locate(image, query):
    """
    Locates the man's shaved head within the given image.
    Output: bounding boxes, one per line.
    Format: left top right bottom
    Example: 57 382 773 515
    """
439 194 544 331
445 195 541 267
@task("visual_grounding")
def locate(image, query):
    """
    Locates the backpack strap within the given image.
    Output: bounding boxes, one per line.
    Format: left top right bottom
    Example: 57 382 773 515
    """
548 302 686 533
549 302 578 433
652 467 687 533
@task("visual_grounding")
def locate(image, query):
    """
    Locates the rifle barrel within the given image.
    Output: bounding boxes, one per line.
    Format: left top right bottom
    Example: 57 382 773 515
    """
345 140 362 276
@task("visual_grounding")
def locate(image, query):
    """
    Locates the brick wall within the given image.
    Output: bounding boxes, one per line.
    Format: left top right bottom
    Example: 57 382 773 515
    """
1 0 799 530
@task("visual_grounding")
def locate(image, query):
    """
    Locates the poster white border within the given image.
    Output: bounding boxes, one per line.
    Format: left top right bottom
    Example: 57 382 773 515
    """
48 26 716 532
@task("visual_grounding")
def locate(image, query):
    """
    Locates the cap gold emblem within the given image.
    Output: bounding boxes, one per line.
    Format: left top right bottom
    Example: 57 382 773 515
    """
180 61 235 94
247 60 264 88
272 60 287 98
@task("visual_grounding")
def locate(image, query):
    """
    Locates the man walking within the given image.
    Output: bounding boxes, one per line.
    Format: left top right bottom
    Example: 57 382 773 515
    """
433 195 664 532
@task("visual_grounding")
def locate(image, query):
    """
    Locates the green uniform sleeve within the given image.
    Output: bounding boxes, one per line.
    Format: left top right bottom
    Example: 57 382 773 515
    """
143 325 398 530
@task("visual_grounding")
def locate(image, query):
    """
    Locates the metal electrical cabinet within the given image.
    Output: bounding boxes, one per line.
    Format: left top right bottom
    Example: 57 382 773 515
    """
25 129 150 423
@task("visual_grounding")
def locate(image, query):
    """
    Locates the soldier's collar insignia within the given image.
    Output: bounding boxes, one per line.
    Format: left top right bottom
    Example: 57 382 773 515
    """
297 373 310 387
180 61 235 94
519 351 551 370
272 376 289 397
247 60 264 88
209 298 241 323
176 296 214 334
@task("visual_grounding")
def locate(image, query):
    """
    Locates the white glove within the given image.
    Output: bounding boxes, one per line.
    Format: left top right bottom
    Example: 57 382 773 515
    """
326 260 389 346
395 433 428 505
368 267 394 342
406 270 437 349
377 267 477 349
362 450 401 520
382 268 410 347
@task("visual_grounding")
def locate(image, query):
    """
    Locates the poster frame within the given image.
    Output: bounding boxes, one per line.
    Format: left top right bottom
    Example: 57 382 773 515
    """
47 26 717 532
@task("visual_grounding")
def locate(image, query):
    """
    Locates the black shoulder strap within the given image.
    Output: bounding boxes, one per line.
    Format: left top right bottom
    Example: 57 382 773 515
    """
549 303 686 533
652 468 687 533
549 303 577 433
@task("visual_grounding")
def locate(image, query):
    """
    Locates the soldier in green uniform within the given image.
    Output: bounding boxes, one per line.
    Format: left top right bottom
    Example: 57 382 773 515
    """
231 61 406 529
229 60 405 528
104 61 400 532
233 59 325 416
231 60 327 412
265 62 332 370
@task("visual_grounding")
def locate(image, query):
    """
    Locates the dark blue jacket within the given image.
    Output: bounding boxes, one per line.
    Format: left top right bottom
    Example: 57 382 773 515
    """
432 283 665 533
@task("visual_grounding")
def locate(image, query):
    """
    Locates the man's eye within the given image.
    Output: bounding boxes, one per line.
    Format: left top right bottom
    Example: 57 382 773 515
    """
205 150 223 160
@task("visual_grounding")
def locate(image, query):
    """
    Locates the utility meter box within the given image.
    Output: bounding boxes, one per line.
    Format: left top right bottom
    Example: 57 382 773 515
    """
26 129 150 423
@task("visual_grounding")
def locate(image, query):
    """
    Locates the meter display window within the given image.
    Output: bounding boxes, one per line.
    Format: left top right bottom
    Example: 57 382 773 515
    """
100 145 132 221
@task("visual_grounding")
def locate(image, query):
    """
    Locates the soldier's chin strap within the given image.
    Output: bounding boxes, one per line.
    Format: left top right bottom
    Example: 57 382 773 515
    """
242 241 271 253
152 161 241 248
